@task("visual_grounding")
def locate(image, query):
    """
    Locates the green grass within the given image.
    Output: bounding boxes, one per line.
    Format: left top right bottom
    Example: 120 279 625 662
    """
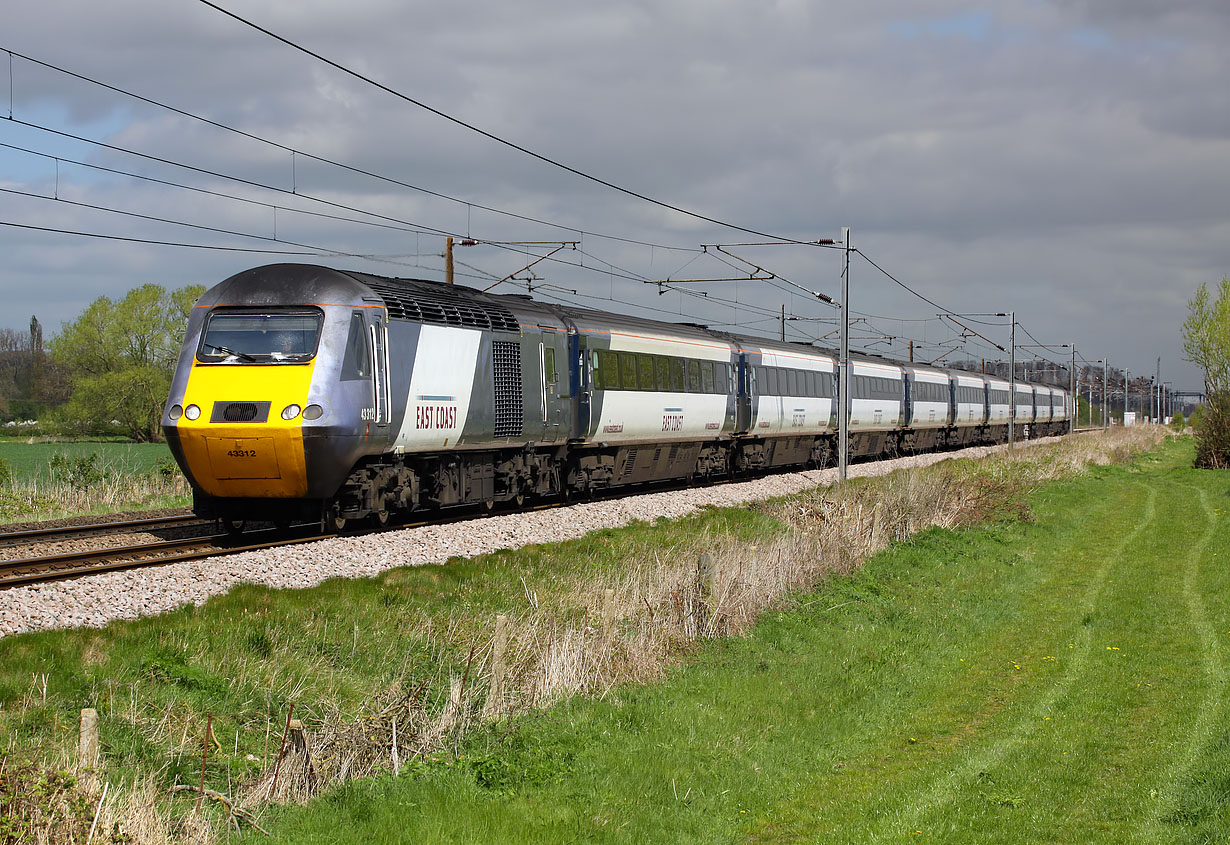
0 439 188 520
0 439 174 484
1 433 1211 842
228 437 1230 844
0 507 782 800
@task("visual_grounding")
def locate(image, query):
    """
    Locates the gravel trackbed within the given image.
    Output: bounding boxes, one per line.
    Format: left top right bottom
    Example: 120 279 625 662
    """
0 440 1051 639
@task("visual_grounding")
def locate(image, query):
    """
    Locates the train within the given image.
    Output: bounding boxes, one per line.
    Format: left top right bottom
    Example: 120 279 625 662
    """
162 263 1071 532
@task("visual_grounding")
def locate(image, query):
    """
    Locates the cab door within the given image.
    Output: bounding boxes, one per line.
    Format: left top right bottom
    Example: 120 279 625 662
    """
537 329 568 443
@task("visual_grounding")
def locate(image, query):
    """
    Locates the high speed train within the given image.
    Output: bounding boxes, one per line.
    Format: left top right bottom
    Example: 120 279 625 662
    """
162 264 1071 531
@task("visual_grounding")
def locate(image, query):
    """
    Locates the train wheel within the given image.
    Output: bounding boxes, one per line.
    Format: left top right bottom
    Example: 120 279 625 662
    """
222 517 246 536
373 509 390 528
329 515 347 533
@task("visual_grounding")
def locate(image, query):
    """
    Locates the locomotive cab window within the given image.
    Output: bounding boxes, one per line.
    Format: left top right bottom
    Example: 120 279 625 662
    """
198 310 322 363
340 312 371 380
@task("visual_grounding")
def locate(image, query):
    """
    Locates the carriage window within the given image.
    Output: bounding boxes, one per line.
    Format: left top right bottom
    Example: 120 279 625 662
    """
638 355 655 390
669 359 685 392
593 350 612 390
701 362 715 394
765 368 779 395
687 360 702 393
621 354 638 390
655 357 670 391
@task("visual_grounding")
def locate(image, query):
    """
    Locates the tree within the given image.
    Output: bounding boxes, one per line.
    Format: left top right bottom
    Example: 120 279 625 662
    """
1182 279 1230 468
50 284 204 442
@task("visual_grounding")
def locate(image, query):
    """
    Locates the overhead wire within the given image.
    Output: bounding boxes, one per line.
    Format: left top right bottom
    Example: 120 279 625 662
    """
4 41 1036 358
0 219 327 254
0 140 428 237
5 116 677 290
0 46 703 253
2 44 870 342
192 0 840 247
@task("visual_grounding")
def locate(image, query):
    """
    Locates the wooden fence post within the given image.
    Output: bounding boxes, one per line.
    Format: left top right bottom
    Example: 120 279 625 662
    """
602 589 617 636
79 708 99 791
697 553 716 636
486 614 509 717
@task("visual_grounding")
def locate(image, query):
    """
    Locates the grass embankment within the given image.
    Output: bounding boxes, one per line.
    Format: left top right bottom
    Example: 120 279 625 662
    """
1 429 1198 842
0 440 187 522
248 433 1230 844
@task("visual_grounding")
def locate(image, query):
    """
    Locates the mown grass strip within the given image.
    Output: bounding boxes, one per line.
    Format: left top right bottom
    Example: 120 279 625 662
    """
231 437 1225 844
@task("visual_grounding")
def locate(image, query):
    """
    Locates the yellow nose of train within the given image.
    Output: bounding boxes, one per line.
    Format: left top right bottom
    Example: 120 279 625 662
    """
171 361 315 499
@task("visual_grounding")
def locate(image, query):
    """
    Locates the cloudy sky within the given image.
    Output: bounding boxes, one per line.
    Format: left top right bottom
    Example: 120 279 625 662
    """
3 0 1227 392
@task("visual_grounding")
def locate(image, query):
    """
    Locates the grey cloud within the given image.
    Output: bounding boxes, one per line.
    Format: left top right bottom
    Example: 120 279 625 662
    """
3 0 1228 387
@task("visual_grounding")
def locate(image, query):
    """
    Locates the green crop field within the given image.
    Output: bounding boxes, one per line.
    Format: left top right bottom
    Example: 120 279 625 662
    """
0 439 174 484
0 439 187 521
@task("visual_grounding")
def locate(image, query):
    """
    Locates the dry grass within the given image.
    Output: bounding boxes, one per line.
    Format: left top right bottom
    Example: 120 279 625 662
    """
0 475 190 523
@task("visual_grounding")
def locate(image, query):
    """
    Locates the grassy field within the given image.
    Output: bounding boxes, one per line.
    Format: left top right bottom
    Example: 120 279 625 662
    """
0 439 188 521
4 430 1213 843
234 435 1230 844
0 439 175 484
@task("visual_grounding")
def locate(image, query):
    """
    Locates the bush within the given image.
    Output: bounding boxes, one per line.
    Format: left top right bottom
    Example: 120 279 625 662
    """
49 451 105 490
154 456 182 480
1192 395 1230 468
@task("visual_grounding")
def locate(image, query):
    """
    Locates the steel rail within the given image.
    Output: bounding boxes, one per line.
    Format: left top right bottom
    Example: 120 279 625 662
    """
0 513 204 547
0 527 321 588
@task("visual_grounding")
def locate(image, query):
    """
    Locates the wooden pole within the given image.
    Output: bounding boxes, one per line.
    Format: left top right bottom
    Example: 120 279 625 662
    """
79 708 99 790
266 703 294 800
195 714 213 814
488 614 509 715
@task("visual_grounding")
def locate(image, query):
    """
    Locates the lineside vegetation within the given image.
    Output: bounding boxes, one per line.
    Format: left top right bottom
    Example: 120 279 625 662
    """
1183 277 1230 468
0 441 188 522
0 428 1169 842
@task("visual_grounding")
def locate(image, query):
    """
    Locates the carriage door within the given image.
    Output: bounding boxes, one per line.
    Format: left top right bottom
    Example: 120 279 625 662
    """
573 334 591 436
368 314 390 426
736 357 752 432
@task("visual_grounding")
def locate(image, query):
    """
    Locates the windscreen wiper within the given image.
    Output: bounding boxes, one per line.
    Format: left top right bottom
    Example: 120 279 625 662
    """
204 343 256 362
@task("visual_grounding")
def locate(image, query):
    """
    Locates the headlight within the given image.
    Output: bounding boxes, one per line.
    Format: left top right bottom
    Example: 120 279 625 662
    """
184 404 201 421
303 404 324 421
168 404 183 420
281 404 302 421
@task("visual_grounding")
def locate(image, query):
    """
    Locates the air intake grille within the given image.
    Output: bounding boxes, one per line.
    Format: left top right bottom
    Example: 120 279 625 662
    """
210 401 271 424
492 341 523 438
361 279 520 333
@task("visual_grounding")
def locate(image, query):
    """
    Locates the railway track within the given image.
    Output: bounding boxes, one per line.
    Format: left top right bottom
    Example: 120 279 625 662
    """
0 524 326 588
0 437 1026 591
0 472 707 589
0 513 207 549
